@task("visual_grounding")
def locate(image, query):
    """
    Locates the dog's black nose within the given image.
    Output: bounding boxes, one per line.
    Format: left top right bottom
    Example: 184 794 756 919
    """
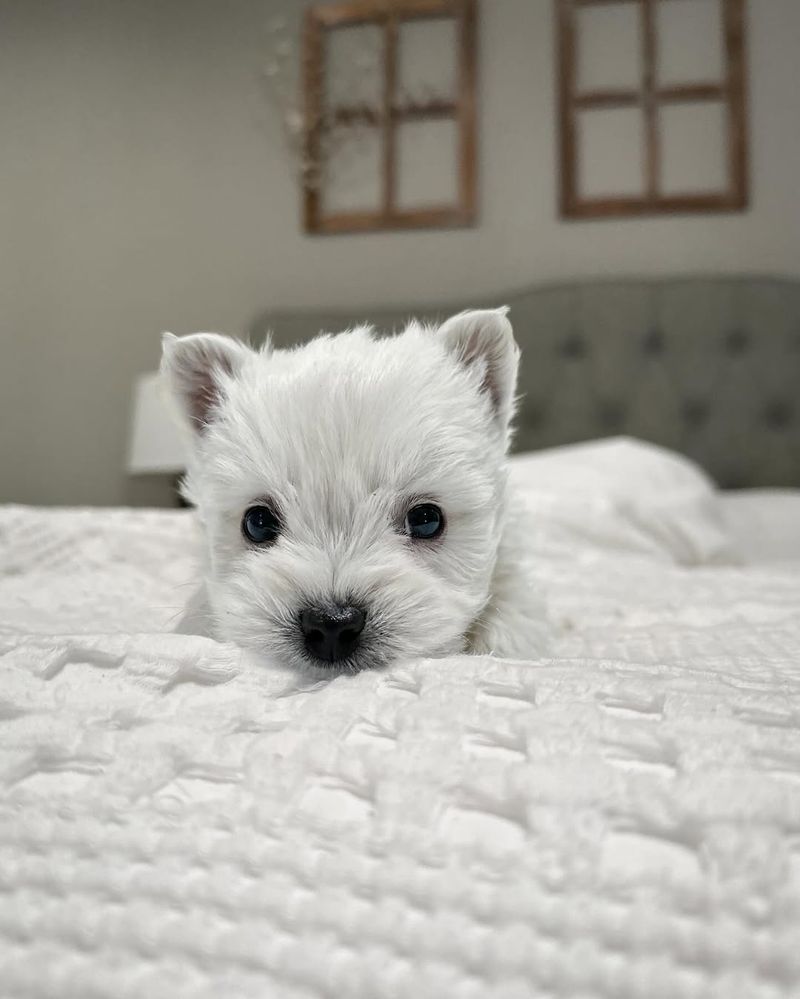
300 605 366 663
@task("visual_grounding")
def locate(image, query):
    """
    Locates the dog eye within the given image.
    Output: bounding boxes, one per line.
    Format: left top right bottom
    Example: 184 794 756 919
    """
242 505 281 545
405 503 444 540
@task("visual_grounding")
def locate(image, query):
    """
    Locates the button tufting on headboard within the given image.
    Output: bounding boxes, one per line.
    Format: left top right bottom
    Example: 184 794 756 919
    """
725 328 750 354
597 401 627 432
763 401 794 430
560 333 587 359
682 400 711 429
643 328 665 355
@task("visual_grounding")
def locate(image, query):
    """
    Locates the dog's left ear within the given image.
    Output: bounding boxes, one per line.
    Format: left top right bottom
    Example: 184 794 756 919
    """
438 307 519 428
160 332 250 434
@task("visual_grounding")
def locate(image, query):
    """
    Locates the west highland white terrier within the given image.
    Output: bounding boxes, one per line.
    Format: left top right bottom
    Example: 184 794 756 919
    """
161 309 539 671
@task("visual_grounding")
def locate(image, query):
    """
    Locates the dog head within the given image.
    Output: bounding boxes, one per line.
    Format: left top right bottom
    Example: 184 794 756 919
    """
161 309 519 671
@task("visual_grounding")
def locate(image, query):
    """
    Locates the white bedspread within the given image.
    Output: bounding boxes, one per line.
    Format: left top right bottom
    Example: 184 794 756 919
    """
2 477 800 997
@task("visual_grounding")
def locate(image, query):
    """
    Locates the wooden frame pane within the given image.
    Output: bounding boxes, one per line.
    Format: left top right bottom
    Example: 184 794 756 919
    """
556 0 749 219
304 0 477 234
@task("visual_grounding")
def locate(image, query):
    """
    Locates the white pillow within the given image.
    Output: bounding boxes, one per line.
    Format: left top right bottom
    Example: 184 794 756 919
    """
509 437 733 565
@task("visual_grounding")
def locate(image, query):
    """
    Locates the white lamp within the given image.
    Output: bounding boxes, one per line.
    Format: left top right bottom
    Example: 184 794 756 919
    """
127 372 188 474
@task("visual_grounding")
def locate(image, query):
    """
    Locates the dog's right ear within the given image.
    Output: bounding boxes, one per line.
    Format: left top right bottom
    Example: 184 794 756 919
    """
437 308 519 430
160 332 250 434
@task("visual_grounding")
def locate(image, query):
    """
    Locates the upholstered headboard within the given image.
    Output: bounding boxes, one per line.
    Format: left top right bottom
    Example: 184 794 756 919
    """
251 277 800 488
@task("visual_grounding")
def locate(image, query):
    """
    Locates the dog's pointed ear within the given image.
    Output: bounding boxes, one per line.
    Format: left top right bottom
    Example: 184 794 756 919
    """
160 332 250 434
438 307 519 428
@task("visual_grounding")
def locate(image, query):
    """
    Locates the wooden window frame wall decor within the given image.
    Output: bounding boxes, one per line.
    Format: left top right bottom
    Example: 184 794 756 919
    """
303 0 477 234
556 0 749 219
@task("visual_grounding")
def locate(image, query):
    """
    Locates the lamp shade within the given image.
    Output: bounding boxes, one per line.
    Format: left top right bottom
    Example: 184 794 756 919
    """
127 372 188 474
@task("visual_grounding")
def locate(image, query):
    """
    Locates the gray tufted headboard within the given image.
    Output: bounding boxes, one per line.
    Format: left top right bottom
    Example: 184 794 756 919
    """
251 277 800 488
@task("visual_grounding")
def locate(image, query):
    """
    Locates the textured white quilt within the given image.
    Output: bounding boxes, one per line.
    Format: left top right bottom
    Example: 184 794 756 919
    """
2 464 800 997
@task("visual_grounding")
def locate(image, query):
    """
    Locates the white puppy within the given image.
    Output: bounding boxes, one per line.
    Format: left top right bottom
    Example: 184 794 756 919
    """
161 309 540 671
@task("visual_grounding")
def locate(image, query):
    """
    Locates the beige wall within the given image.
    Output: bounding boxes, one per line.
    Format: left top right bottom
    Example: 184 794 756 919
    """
2 0 799 506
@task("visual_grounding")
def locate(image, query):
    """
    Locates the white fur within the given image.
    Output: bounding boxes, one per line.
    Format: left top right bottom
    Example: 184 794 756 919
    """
161 310 542 671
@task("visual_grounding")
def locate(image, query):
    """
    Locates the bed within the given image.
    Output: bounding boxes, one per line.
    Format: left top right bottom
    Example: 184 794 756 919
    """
2 432 800 999
4 273 800 997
